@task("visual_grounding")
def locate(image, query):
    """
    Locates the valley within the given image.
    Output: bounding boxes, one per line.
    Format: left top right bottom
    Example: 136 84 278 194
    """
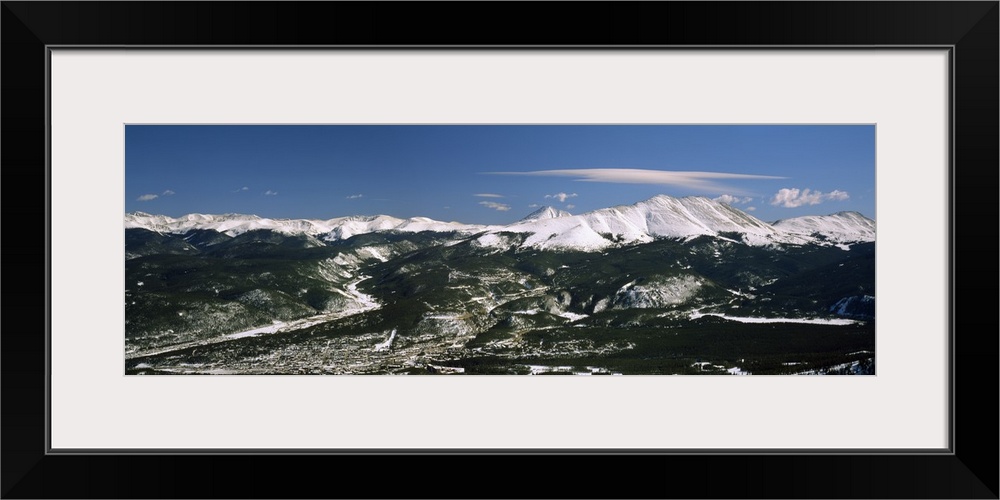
124 195 875 375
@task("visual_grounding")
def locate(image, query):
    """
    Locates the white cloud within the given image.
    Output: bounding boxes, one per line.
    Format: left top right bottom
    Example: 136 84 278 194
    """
136 194 158 202
746 206 757 212
474 193 504 198
162 189 175 196
770 188 850 208
346 194 363 199
545 192 578 203
264 190 278 196
565 204 575 209
712 194 752 205
528 203 540 208
479 201 511 211
488 168 786 194
234 186 249 193
826 190 850 201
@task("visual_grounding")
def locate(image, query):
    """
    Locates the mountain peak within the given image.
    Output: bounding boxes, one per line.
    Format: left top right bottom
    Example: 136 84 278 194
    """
645 194 682 204
520 206 572 221
830 211 872 220
638 194 719 207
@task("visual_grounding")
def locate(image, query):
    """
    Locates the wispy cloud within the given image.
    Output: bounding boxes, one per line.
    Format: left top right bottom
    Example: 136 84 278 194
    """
746 206 757 212
136 194 158 202
770 188 849 208
162 189 175 196
713 194 752 205
479 201 511 212
233 186 249 193
474 193 504 198
545 192 578 203
565 204 576 210
528 203 540 208
346 194 363 199
264 190 278 196
487 168 786 195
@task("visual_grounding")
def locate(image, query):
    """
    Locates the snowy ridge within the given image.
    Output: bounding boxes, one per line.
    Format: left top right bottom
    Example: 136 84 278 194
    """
126 195 874 251
772 211 875 243
496 195 813 250
125 212 483 239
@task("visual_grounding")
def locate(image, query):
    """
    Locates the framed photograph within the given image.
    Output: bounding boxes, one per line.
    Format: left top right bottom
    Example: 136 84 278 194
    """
120 123 877 378
4 2 996 498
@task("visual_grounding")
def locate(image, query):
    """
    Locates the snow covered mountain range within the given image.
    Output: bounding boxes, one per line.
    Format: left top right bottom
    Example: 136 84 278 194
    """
126 195 874 251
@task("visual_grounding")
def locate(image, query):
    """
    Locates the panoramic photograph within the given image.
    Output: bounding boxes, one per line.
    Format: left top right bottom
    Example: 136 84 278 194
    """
124 125 875 375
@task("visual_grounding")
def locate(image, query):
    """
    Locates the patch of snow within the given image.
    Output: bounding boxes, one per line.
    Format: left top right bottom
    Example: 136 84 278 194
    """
426 364 465 374
226 320 287 339
361 246 389 262
512 309 542 316
795 358 870 375
473 232 515 250
423 314 459 320
373 329 397 352
555 311 589 322
690 311 858 325
526 365 575 375
343 276 381 314
592 298 610 313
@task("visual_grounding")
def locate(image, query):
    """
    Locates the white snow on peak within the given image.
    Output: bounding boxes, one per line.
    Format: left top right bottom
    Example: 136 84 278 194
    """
772 211 875 243
519 206 573 221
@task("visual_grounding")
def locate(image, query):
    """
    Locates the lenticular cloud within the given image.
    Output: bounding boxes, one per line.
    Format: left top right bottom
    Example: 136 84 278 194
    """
487 168 786 194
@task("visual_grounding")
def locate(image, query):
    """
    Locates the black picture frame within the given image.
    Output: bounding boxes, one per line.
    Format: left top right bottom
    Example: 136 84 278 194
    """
3 2 997 498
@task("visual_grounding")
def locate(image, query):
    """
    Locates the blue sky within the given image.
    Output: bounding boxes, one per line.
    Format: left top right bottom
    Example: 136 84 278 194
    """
126 125 875 224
